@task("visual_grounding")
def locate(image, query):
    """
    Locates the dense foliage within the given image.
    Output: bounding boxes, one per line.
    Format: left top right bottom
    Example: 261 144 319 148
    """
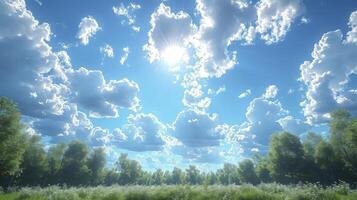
0 97 357 188
1 184 357 200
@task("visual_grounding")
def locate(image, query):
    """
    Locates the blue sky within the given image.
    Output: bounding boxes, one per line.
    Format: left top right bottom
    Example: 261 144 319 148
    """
1 0 357 171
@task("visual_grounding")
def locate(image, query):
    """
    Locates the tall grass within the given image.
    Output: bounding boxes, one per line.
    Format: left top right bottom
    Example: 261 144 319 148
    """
1 183 356 200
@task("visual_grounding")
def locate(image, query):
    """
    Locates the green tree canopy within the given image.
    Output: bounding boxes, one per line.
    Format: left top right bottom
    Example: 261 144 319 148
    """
0 97 25 178
268 132 305 184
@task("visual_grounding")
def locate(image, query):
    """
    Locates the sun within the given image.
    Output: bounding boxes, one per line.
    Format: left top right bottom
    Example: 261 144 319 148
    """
161 45 187 66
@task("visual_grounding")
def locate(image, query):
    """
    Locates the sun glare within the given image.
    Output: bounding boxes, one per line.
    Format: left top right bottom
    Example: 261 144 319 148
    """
162 45 187 66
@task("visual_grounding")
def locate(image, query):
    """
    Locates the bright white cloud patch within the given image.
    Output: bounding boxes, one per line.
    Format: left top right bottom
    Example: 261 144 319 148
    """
0 0 142 147
112 113 166 151
143 3 195 63
193 0 256 78
113 2 141 32
300 10 357 124
263 85 278 99
238 89 251 99
77 16 100 45
67 67 140 118
234 85 309 148
256 0 304 44
100 44 114 58
0 0 67 118
120 47 130 65
171 109 222 147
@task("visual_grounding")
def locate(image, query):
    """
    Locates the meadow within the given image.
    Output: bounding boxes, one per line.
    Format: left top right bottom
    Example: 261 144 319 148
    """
1 184 357 200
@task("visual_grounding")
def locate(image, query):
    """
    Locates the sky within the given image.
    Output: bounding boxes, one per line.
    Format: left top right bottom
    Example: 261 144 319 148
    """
0 0 357 171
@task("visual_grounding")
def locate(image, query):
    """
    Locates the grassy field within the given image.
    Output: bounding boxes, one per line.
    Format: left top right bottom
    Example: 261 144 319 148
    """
1 184 357 200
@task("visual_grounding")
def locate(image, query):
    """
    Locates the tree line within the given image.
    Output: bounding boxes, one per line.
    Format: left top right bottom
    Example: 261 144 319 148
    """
1 97 357 188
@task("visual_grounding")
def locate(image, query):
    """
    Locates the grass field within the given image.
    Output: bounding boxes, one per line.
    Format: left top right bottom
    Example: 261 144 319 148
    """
1 184 357 200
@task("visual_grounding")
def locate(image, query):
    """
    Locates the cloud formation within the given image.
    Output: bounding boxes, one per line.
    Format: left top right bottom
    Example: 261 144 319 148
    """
100 44 114 58
67 67 140 118
113 2 141 32
112 113 166 151
300 10 357 124
256 0 304 44
77 16 100 45
238 89 251 99
171 109 223 147
143 3 195 63
120 47 129 65
233 85 309 148
0 0 141 147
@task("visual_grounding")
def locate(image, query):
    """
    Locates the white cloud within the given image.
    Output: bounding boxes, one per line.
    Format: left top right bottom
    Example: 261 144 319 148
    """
113 2 141 32
0 0 142 146
300 10 357 124
77 16 100 45
347 10 357 44
67 67 140 118
263 85 278 99
256 0 304 44
232 85 309 148
111 113 166 151
171 109 223 147
100 44 114 58
0 0 68 118
278 116 311 135
143 3 195 63
238 89 251 99
120 47 129 65
193 0 256 78
300 17 310 24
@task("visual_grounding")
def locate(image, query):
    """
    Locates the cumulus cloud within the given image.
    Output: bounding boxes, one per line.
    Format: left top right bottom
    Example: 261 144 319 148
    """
113 2 141 32
111 113 166 151
193 0 256 78
143 3 195 63
256 0 304 44
0 0 68 118
77 16 100 45
120 47 129 65
263 85 278 99
238 89 251 99
0 0 141 147
171 109 223 147
300 10 357 124
232 85 309 148
67 67 140 118
278 116 311 135
347 11 357 44
100 44 114 58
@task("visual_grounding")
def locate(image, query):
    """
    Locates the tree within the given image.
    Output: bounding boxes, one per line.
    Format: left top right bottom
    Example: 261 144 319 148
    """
254 157 271 183
205 172 218 185
0 97 26 179
217 163 239 185
116 154 143 185
315 141 348 184
103 169 120 186
18 135 48 186
301 132 323 182
186 165 202 185
329 110 357 178
151 169 164 185
87 148 106 185
60 141 90 186
46 143 67 185
268 132 305 184
171 167 185 184
237 159 259 185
